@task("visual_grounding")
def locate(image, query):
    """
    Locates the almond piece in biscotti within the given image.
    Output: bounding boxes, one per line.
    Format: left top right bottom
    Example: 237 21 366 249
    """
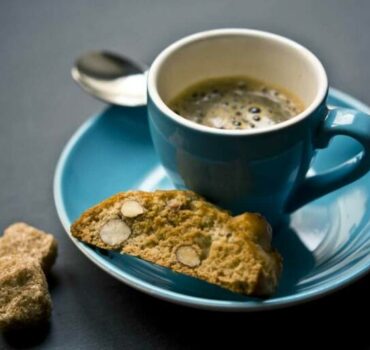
121 200 145 218
175 245 201 267
100 219 131 246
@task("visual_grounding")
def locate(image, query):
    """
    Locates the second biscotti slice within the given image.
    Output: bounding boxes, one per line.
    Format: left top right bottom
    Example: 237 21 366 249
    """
71 190 282 296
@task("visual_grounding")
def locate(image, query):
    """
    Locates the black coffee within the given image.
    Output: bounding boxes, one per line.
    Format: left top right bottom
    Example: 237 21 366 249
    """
168 76 304 130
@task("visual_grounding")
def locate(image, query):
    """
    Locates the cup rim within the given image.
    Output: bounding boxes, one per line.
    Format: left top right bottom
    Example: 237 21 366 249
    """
147 28 328 136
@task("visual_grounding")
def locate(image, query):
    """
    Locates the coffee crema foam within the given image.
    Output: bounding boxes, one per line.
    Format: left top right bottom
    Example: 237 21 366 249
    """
168 76 305 130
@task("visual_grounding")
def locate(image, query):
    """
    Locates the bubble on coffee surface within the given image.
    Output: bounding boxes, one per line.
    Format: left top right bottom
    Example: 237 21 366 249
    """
169 77 304 130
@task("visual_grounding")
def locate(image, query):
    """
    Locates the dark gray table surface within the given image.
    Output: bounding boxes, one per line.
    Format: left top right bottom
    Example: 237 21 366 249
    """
1 1 369 349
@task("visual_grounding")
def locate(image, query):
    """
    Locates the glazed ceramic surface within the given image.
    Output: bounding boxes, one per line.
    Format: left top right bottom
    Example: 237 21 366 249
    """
147 29 370 225
54 88 370 311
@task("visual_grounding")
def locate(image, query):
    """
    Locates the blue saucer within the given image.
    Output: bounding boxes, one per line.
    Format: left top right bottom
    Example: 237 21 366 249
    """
54 88 370 311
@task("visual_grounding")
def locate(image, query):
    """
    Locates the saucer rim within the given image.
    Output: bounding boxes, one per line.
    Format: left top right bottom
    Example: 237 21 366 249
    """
53 87 370 311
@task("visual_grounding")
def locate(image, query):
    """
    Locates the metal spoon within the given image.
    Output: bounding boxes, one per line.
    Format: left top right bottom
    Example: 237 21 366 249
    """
71 51 148 106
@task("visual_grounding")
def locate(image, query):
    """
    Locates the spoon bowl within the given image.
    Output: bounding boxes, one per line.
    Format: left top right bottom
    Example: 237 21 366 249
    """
72 51 147 106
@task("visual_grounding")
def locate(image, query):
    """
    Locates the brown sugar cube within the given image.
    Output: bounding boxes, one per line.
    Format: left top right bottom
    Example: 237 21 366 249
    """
0 223 58 273
0 255 52 331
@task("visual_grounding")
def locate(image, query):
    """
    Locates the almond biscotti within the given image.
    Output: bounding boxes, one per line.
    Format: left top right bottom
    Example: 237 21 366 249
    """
71 190 282 296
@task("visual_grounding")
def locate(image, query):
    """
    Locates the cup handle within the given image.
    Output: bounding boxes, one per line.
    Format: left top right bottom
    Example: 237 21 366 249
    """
286 108 370 212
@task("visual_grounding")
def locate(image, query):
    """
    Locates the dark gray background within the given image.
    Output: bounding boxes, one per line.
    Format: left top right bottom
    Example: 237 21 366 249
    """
1 1 369 349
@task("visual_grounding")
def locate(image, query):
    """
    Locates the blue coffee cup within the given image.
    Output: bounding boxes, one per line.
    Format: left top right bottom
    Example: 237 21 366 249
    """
147 29 370 226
